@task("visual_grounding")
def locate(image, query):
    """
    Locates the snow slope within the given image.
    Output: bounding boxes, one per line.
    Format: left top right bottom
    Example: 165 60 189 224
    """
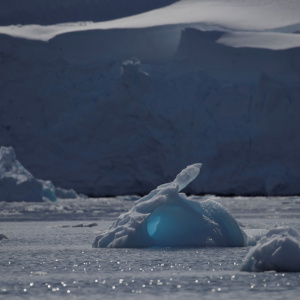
0 0 300 196
1 0 300 44
0 0 177 26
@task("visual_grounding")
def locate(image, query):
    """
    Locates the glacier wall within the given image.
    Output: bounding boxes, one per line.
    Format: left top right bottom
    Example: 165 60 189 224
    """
0 27 300 196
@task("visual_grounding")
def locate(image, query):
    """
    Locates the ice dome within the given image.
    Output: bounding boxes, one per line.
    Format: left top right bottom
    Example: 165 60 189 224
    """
93 164 248 248
241 226 300 272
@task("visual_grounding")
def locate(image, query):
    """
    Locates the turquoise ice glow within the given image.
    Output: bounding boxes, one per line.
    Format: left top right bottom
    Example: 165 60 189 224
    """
93 164 247 248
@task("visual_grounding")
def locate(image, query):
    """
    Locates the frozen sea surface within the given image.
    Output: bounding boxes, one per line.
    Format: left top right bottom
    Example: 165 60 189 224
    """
1 196 300 300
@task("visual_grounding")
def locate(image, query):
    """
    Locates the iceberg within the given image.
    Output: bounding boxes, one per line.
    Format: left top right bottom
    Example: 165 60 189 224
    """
241 226 300 272
55 187 79 199
0 233 8 241
93 164 247 248
0 146 57 202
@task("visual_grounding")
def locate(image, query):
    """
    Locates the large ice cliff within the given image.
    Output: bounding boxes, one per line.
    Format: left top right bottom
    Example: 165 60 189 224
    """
0 0 300 196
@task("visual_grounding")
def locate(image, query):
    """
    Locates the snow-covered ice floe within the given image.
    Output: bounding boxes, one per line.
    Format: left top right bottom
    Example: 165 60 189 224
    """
241 226 300 272
93 164 249 248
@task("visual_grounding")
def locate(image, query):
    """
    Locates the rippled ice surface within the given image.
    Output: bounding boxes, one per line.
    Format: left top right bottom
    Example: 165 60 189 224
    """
1 196 300 300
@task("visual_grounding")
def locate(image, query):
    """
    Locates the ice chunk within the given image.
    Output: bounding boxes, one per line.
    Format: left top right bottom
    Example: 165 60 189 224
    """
241 226 300 272
93 164 247 248
0 234 8 240
174 162 202 191
72 223 98 228
0 146 57 202
55 187 78 199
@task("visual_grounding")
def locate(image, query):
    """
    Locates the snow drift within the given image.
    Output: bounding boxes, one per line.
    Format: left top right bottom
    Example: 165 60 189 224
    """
0 0 300 196
241 226 300 272
93 164 248 248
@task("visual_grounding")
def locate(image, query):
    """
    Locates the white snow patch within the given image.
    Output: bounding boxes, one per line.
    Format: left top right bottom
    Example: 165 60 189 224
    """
217 31 300 50
0 0 300 47
0 0 177 26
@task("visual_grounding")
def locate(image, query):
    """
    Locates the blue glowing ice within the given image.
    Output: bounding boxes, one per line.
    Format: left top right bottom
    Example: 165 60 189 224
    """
93 163 247 248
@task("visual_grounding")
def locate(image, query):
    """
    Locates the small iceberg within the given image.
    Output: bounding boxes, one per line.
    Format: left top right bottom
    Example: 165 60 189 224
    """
55 187 79 199
0 233 8 241
0 146 80 202
241 226 300 272
93 163 247 248
0 146 57 202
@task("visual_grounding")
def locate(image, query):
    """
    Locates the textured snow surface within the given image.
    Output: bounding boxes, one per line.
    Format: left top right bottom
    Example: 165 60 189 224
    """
241 226 300 272
93 164 248 248
0 0 300 196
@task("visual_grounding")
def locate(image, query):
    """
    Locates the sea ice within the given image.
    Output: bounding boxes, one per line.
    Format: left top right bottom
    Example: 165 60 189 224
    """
0 146 57 202
241 226 300 272
93 164 247 248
